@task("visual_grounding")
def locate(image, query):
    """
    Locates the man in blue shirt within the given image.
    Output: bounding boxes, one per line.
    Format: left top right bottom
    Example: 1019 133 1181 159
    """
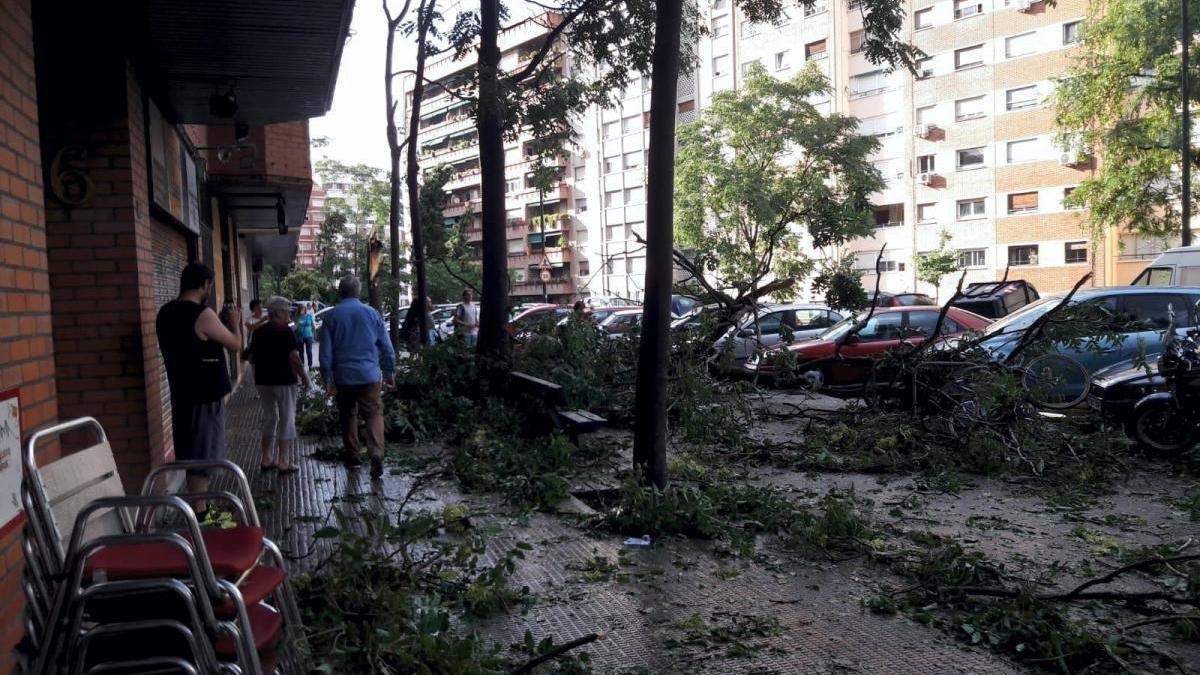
319 276 397 479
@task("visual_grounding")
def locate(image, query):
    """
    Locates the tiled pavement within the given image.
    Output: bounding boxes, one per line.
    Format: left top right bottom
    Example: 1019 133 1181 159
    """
220 382 1028 674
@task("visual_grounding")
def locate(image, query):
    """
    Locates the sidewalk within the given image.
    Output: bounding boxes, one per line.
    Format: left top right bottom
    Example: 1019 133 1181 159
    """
221 383 1026 673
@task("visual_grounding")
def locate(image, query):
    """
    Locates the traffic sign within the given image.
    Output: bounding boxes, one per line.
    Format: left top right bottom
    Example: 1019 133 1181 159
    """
538 255 551 271
539 270 551 283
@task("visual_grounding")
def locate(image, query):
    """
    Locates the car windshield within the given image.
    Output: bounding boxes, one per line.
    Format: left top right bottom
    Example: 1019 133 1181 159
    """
980 296 1062 337
817 315 861 340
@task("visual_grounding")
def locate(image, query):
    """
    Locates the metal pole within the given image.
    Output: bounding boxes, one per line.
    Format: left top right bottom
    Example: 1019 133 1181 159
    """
540 192 548 302
1184 0 1193 246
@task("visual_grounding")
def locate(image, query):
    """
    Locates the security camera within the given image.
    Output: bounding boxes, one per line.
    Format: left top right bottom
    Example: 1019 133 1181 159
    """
216 147 232 163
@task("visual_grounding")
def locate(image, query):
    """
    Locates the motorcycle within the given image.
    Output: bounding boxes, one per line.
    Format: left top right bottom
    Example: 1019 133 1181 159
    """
1127 301 1200 455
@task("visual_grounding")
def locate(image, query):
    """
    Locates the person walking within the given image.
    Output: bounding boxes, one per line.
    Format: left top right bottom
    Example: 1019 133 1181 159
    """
452 289 479 347
156 262 242 518
319 276 396 479
296 303 315 369
249 296 310 474
424 296 438 346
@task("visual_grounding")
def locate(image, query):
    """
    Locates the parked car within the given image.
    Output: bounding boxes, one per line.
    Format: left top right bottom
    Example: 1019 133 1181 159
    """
599 308 642 337
555 305 641 330
871 291 937 307
671 294 701 318
1130 245 1200 286
972 287 1200 403
745 306 993 393
951 280 1039 319
584 296 640 309
712 304 845 369
1087 359 1167 422
509 304 568 337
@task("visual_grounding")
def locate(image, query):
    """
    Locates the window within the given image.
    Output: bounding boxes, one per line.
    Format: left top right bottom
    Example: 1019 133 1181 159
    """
712 54 730 77
1065 241 1088 264
605 224 621 241
623 151 642 170
602 120 619 139
850 30 865 54
578 260 590 277
1007 244 1039 266
573 165 586 181
914 7 934 29
955 95 986 120
677 99 695 113
741 20 758 36
507 238 524 255
1007 191 1039 213
955 44 984 70
1006 138 1040 163
805 40 827 60
918 154 936 172
859 313 904 341
916 57 934 78
1006 85 1039 111
603 157 617 174
775 50 791 71
604 190 622 207
959 249 986 268
916 105 937 125
1121 294 1185 329
1063 186 1083 209
741 60 759 76
917 203 936 223
1063 20 1082 45
804 1 828 17
621 115 639 133
954 0 984 19
907 311 951 336
956 146 986 169
711 15 730 37
877 259 905 272
576 198 588 213
712 0 727 9
624 258 634 274
957 198 986 219
505 178 520 193
850 70 888 97
624 186 644 204
1005 31 1037 58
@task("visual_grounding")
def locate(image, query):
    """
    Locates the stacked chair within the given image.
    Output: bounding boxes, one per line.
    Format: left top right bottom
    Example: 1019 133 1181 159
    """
20 417 305 674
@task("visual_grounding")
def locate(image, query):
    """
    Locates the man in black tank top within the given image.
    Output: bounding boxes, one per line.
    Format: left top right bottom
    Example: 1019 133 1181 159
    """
155 263 243 516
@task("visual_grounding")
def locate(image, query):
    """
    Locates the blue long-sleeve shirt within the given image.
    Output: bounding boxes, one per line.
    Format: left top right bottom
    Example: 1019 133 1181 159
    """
319 298 396 386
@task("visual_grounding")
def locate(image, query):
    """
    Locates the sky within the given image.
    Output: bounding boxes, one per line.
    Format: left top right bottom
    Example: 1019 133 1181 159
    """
310 2 416 176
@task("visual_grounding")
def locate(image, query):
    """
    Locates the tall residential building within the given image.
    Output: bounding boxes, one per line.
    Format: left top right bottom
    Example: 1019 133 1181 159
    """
296 182 326 270
700 0 1105 298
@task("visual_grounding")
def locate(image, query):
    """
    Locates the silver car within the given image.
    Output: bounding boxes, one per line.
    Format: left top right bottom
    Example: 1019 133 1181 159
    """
712 304 844 366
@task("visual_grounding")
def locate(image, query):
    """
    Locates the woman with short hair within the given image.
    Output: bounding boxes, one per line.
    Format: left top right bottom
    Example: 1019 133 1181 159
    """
248 296 311 473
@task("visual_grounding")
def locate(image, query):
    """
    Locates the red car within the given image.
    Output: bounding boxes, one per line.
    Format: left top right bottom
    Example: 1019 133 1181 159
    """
508 304 568 337
743 306 992 394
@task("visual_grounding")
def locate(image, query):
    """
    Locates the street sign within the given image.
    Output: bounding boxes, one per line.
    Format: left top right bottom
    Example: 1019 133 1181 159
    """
538 255 551 271
539 270 551 283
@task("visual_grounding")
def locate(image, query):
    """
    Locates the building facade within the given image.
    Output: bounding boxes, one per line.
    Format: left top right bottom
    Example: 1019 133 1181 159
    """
296 183 327 270
0 0 352 668
698 0 1107 299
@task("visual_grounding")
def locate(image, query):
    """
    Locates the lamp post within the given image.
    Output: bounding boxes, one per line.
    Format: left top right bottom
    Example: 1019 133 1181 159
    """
1184 0 1193 246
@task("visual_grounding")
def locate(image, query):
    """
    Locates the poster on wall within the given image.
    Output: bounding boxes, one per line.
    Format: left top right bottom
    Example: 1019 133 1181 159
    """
165 129 184 222
184 157 200 234
0 390 23 539
148 103 169 209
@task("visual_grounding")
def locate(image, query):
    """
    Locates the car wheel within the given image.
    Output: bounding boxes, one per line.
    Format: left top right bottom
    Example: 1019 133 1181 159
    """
1128 401 1196 456
779 366 824 391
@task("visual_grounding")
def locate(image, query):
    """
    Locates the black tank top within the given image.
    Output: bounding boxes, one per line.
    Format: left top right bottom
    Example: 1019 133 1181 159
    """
156 300 232 404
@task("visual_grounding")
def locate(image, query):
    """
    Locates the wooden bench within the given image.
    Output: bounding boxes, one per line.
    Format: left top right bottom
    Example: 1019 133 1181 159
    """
508 371 607 442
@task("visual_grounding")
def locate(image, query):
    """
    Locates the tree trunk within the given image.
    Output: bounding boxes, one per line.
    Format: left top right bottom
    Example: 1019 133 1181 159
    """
476 0 509 359
396 2 435 351
385 14 405 348
632 0 683 489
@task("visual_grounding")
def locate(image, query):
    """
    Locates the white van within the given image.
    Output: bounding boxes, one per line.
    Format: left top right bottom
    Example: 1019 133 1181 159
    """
1130 246 1200 286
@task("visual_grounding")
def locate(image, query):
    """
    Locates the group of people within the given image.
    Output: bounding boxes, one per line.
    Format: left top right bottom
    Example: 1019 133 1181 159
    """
155 264 406 506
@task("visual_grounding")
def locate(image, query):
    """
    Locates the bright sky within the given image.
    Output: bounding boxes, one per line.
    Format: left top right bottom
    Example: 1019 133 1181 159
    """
311 2 416 176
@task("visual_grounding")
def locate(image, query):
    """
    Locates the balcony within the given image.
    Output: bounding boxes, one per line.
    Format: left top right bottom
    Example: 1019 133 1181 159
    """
443 197 481 218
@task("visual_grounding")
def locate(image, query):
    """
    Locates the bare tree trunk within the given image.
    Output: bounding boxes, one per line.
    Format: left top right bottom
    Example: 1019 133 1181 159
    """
395 0 436 351
632 0 684 489
476 0 509 358
385 9 405 347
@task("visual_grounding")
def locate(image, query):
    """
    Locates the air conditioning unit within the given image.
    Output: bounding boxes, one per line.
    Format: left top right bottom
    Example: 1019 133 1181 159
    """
916 68 933 80
1017 0 1035 11
1060 152 1086 167
918 172 936 185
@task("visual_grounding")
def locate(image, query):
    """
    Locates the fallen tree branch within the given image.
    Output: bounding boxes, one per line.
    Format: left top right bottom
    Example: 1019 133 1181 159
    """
1060 554 1200 600
506 633 601 674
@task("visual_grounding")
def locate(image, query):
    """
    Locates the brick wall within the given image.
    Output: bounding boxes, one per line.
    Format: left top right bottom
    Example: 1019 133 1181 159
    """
0 0 56 670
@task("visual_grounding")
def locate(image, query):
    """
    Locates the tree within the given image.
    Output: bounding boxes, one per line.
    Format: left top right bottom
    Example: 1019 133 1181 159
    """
317 209 352 279
1054 0 1199 243
280 268 334 303
674 64 883 310
915 230 960 301
632 0 920 488
316 160 392 307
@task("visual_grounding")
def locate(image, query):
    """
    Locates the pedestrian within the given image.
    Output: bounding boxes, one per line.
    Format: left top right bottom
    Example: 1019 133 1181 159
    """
425 296 438 346
452 288 479 347
319 276 396 480
245 299 268 334
249 296 310 474
296 303 315 369
155 262 242 519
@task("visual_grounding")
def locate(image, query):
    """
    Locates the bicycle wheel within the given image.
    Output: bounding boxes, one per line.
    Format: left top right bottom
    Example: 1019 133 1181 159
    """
1021 353 1089 410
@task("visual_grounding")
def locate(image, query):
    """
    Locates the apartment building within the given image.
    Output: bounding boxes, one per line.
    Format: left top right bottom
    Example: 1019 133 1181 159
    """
296 182 326 269
698 0 1105 299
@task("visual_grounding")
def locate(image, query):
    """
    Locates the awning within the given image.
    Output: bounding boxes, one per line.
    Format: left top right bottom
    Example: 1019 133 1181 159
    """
526 196 562 206
131 0 356 125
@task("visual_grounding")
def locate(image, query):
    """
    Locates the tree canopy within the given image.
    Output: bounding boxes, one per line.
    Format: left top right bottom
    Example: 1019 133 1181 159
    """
674 64 883 308
1054 0 1200 241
